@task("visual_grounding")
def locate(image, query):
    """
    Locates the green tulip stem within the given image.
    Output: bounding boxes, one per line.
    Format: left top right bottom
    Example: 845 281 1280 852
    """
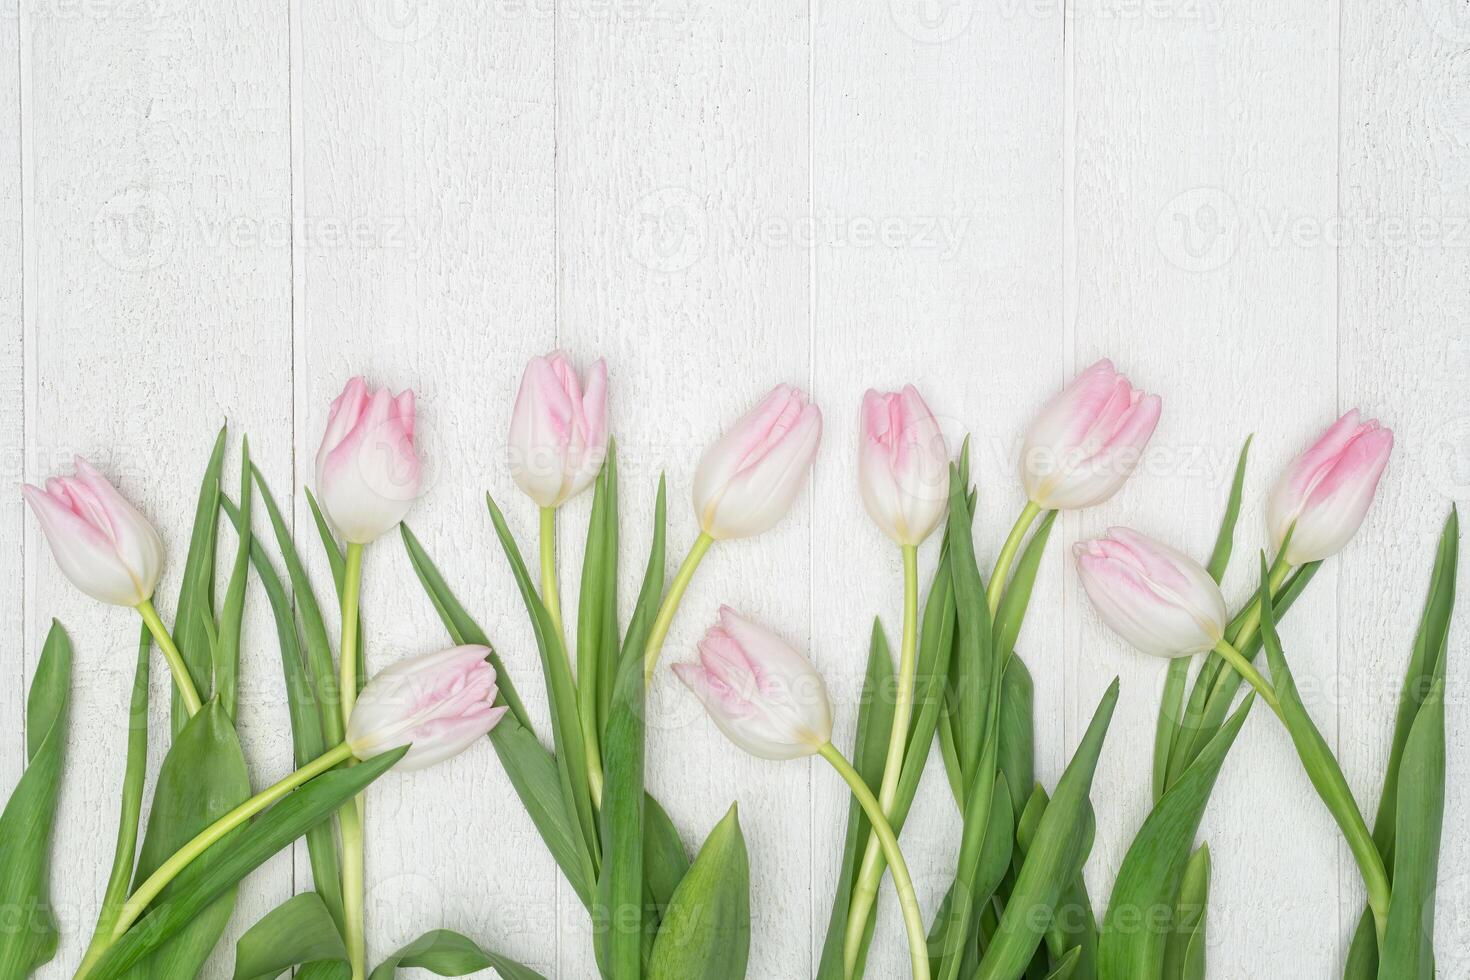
1209 639 1282 720
338 541 367 980
539 506 571 672
819 743 931 980
643 532 715 683
843 543 919 972
135 599 203 717
78 741 356 979
987 500 1042 615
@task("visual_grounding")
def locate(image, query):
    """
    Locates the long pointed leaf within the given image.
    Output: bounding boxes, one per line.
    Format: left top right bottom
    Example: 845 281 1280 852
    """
976 680 1119 980
90 748 406 980
171 426 228 729
0 622 71 976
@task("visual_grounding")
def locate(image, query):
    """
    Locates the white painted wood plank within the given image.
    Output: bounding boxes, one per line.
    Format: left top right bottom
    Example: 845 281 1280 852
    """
1 0 22 796
19 1 295 973
555 4 813 975
1068 0 1343 974
292 0 560 973
1338 0 1470 966
810 2 1066 974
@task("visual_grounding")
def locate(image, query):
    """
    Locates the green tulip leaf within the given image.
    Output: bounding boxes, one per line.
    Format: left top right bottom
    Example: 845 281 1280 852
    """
1099 698 1250 980
222 495 345 927
975 680 1118 980
89 748 405 980
170 426 227 730
1161 845 1210 980
120 700 251 979
1043 946 1082 980
816 621 901 979
368 930 546 980
0 621 71 977
646 805 751 980
1377 677 1446 980
595 478 666 979
233 892 348 980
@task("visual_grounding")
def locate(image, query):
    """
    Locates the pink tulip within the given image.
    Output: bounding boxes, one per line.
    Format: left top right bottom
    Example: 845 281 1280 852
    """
859 386 950 546
1268 410 1393 564
1021 359 1162 510
315 377 423 544
24 457 164 606
674 607 833 760
1074 528 1228 658
508 352 610 509
346 645 509 771
692 385 822 539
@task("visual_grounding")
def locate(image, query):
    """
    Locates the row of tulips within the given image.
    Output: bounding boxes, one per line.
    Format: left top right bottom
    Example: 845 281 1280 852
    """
0 352 1454 980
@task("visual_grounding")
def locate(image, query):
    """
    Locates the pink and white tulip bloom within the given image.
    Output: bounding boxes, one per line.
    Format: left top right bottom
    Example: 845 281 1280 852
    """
24 457 165 606
692 384 822 540
859 386 950 546
1074 528 1228 658
674 607 833 760
346 645 509 772
508 351 610 509
1267 410 1394 564
1021 359 1162 510
315 377 423 544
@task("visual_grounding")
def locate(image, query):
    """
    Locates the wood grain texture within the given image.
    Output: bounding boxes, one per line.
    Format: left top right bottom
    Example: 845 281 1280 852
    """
4 0 1468 976
1068 0 1347 973
811 2 1065 974
292 0 561 972
1338 0 1470 967
18 0 296 974
555 2 812 974
2 0 22 796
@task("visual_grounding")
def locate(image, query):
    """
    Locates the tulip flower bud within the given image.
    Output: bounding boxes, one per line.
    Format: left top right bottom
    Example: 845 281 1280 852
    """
858 385 950 546
24 457 165 606
1021 359 1162 510
508 351 610 509
315 377 423 544
1074 528 1228 658
673 607 833 760
1267 410 1393 564
692 384 822 540
346 645 509 772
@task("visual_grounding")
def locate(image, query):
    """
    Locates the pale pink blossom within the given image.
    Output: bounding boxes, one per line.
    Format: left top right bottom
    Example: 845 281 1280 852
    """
1267 410 1393 564
1022 359 1162 510
315 377 422 544
24 457 164 606
1074 528 1228 658
674 607 832 760
508 351 610 508
692 385 822 539
347 645 508 771
859 386 950 546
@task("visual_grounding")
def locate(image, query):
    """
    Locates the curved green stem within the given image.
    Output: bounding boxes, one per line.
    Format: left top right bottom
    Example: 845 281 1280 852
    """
1210 639 1283 720
643 532 715 683
819 743 931 980
338 542 366 980
136 599 203 716
78 741 356 978
986 500 1042 615
842 544 919 973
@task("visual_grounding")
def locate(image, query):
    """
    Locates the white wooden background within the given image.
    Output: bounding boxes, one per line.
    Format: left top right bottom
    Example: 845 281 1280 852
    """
3 0 1468 976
